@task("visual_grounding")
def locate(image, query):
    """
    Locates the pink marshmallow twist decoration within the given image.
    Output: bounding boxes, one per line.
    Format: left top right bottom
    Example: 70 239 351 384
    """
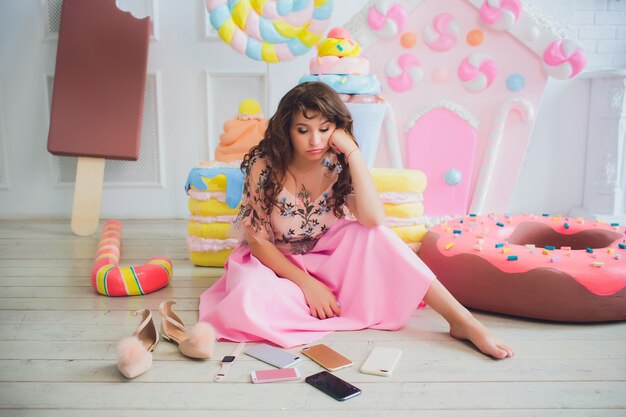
479 0 522 31
385 53 423 93
543 39 587 79
458 53 498 93
367 0 407 39
422 12 460 52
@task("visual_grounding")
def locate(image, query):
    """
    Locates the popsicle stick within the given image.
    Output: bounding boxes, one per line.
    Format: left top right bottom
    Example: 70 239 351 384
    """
71 157 105 236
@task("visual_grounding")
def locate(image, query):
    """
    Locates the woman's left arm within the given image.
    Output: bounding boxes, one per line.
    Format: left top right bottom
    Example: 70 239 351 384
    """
329 129 385 227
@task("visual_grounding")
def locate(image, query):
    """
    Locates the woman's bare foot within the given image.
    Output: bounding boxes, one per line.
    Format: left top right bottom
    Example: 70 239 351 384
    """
422 279 514 359
449 315 514 359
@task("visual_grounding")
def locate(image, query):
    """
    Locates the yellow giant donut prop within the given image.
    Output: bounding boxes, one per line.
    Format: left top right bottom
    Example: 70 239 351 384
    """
91 220 172 296
206 0 333 63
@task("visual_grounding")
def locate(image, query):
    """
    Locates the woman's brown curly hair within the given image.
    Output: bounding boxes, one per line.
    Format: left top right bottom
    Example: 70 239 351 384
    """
241 82 356 219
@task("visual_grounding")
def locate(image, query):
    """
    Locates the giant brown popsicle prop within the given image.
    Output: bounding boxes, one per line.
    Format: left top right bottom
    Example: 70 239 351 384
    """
47 0 150 236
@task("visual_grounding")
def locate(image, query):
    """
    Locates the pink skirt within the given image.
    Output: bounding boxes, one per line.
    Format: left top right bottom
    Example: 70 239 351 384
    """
198 219 435 348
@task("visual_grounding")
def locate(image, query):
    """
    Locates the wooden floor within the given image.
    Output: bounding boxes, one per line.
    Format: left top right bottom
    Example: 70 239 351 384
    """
0 219 625 416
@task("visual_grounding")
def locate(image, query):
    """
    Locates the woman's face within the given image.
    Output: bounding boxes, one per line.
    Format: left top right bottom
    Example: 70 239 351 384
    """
289 109 335 163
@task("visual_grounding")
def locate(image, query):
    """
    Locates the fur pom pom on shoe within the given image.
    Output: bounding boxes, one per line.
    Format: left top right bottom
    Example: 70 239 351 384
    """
179 322 215 359
117 336 153 379
159 300 216 359
116 309 159 379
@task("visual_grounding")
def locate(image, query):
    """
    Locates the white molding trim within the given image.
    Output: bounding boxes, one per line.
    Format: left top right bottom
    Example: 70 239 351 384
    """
0 77 11 190
153 70 166 189
203 1 219 40
40 0 61 42
580 69 626 220
204 71 268 161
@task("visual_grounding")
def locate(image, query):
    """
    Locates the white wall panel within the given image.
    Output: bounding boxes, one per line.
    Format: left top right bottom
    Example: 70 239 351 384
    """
205 73 267 160
0 80 9 190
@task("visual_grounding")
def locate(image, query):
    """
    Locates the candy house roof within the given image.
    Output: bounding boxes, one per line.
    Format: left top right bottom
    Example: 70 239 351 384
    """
345 0 586 80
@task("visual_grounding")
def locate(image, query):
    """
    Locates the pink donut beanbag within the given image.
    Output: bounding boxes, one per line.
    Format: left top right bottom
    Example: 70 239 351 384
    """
419 214 626 322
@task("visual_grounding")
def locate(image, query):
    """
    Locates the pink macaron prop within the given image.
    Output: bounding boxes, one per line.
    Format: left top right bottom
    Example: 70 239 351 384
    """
422 12 460 52
542 39 587 80
479 0 522 31
367 0 407 39
458 53 498 93
386 53 423 93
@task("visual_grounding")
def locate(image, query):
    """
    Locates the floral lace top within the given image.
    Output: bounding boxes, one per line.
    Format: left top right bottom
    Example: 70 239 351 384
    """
235 153 348 254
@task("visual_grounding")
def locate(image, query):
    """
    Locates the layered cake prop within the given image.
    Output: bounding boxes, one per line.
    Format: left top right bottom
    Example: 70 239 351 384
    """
419 214 626 322
299 27 401 168
91 220 172 296
371 168 428 251
214 99 268 163
47 0 150 236
185 162 244 267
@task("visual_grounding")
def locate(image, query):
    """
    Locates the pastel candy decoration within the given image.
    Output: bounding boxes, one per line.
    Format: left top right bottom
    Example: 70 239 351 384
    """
310 56 370 75
543 39 587 79
317 36 360 57
422 13 460 52
458 53 498 93
300 27 382 95
185 166 245 209
479 0 522 31
206 0 333 63
386 53 423 93
299 74 382 95
91 221 173 296
367 0 407 39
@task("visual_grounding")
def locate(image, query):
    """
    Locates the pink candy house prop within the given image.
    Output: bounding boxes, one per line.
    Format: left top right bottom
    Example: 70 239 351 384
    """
345 0 586 217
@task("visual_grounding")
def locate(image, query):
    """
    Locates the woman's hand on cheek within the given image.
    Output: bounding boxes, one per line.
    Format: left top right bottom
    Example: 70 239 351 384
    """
329 129 358 155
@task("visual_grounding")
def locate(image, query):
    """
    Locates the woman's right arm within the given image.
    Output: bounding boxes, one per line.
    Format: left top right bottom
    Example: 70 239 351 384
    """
247 237 341 320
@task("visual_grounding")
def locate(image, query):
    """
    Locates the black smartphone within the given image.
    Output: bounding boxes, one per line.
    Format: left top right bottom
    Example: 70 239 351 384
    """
305 371 362 401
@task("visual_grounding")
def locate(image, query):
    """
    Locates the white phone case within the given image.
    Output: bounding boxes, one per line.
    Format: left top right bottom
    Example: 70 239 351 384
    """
245 343 303 368
360 346 402 377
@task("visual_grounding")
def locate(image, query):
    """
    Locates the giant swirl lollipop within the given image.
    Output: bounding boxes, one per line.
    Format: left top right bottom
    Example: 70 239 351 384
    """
206 0 334 63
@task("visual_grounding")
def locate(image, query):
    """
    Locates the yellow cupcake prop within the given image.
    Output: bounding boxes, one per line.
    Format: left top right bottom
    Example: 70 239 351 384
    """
215 99 268 163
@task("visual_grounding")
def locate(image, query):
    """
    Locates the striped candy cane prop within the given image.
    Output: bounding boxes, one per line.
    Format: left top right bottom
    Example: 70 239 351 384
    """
91 220 172 296
469 98 534 215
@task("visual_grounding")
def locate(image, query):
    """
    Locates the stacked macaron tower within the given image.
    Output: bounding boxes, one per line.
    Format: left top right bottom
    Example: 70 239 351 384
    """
185 99 267 267
299 27 386 167
371 168 428 252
